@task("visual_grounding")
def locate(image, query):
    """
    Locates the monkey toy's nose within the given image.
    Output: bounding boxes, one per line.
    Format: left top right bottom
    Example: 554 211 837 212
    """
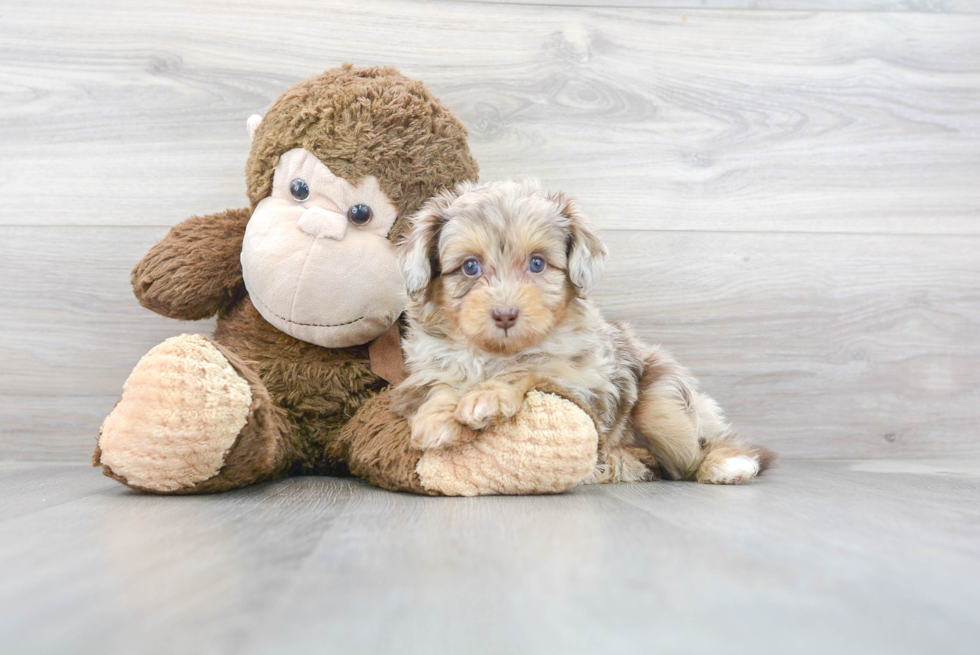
491 307 520 330
298 206 348 240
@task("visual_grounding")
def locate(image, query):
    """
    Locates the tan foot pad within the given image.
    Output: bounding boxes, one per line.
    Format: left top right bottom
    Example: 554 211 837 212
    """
97 334 252 492
416 391 599 496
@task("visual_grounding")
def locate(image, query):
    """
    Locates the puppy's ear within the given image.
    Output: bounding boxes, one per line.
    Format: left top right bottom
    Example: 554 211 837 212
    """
550 191 607 297
400 188 459 299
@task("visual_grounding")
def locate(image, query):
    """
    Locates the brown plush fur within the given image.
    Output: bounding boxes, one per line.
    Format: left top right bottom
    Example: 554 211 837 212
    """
95 65 480 493
246 64 479 241
173 341 296 493
328 389 438 495
132 207 251 321
212 298 384 475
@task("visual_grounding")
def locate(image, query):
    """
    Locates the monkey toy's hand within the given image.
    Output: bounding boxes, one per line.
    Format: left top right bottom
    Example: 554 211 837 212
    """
132 208 251 320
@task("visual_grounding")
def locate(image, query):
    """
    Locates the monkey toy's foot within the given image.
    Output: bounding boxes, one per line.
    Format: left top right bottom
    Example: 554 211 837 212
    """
416 391 599 496
94 334 287 494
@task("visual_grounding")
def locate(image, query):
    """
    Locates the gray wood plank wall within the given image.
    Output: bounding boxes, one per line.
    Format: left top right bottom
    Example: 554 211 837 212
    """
1 0 978 461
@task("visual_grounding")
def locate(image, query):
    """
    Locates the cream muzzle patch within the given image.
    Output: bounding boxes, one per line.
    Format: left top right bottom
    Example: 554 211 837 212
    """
242 148 407 348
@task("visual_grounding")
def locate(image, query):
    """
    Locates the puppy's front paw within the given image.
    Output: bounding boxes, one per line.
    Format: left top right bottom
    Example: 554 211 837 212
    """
454 385 524 430
410 410 477 450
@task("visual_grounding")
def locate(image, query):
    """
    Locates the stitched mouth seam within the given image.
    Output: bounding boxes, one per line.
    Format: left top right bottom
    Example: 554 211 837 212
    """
252 294 366 328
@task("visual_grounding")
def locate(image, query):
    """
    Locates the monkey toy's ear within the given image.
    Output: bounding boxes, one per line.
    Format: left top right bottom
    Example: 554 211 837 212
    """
549 191 608 298
399 186 465 299
246 114 263 142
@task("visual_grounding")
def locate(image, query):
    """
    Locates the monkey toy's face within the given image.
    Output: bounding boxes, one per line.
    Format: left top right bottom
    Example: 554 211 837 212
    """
241 148 407 348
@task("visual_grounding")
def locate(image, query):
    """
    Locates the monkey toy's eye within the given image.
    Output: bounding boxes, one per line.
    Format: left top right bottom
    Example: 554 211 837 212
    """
347 204 373 225
290 179 310 202
528 256 546 273
462 258 482 277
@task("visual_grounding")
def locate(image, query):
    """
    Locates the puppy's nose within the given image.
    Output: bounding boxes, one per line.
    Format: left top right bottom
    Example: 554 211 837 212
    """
491 307 519 330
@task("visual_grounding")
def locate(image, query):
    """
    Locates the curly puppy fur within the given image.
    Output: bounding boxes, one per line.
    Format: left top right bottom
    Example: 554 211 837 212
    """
390 181 774 485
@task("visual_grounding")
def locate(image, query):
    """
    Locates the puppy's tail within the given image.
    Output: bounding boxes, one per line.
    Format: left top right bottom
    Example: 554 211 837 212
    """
696 432 776 485
666 376 776 484
632 342 775 485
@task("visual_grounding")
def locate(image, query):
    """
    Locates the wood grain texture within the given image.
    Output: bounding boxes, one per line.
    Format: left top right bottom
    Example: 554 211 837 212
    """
602 230 980 458
0 1 978 233
2 226 977 461
460 1 980 11
0 462 117 522
1 460 978 654
0 470 358 655
0 226 215 461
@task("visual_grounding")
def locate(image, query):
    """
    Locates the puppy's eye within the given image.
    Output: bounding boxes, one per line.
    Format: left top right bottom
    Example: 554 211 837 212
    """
528 256 546 273
290 179 310 202
462 258 482 277
347 204 373 225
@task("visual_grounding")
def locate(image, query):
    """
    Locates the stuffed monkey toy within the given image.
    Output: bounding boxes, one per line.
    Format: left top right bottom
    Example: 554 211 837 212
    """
93 65 599 496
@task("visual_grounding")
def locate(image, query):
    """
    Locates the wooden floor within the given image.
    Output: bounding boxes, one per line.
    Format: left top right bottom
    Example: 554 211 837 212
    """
0 460 978 655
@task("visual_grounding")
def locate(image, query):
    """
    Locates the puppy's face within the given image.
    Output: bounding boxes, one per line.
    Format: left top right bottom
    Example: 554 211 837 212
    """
401 181 606 355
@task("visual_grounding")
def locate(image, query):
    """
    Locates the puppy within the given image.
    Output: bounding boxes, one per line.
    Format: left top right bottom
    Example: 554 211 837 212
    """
390 181 774 484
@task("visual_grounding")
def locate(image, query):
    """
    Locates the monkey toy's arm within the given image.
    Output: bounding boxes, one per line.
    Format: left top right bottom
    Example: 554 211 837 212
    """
132 208 251 320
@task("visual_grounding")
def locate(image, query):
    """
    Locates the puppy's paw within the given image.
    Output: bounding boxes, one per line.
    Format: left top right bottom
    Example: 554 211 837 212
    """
410 410 477 450
454 385 524 430
698 455 760 485
585 446 661 485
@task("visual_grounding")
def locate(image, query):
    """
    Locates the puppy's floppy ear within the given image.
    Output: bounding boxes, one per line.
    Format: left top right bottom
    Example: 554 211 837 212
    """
399 187 460 299
549 191 607 297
